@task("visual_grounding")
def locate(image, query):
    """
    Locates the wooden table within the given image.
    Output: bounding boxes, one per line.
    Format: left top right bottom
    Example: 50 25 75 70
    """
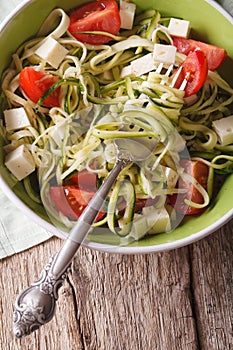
0 219 232 349
0 1 232 349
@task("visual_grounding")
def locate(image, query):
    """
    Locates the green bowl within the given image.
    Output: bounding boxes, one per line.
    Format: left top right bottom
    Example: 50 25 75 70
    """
0 0 232 253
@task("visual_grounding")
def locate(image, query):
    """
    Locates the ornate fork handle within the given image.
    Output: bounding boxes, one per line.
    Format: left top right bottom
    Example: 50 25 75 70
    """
13 254 70 338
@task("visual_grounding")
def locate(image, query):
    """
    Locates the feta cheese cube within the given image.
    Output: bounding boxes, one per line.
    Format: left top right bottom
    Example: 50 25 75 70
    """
153 44 177 65
146 207 171 234
128 206 171 239
130 53 156 77
167 18 190 38
212 115 233 146
49 124 66 147
120 0 136 30
5 144 35 181
35 36 69 69
4 107 31 132
120 65 133 78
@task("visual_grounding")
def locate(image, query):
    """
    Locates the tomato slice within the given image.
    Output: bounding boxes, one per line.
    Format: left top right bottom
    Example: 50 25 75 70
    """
68 0 121 45
173 36 227 71
169 159 209 215
50 185 105 221
19 67 60 107
64 170 98 192
173 50 208 97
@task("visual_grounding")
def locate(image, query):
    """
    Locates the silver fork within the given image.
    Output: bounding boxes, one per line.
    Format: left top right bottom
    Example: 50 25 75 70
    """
13 124 158 338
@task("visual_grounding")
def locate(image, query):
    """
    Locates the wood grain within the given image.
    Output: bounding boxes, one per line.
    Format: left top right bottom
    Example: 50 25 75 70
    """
0 220 232 350
190 222 233 350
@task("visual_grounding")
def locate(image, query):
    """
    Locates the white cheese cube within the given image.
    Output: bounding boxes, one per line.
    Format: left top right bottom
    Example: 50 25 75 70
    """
129 206 171 239
49 124 66 147
4 107 31 132
168 18 190 38
120 65 133 78
35 36 69 69
153 44 177 65
120 0 136 30
212 115 233 146
130 53 156 77
5 144 35 181
146 207 171 234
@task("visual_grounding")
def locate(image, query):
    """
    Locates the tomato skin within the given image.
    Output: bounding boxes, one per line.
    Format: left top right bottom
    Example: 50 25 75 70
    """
169 159 209 215
64 170 98 192
68 0 121 44
50 185 105 221
173 50 208 97
134 197 159 213
117 197 159 215
173 36 227 71
19 67 60 107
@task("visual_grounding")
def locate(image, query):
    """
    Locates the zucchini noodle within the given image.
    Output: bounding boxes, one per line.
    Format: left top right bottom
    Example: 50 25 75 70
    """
0 4 232 241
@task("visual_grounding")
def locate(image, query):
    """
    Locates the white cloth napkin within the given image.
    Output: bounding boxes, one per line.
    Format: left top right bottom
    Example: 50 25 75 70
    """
0 191 52 258
0 0 232 259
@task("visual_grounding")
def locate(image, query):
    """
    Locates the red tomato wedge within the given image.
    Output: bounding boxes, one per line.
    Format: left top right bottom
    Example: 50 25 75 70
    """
68 0 121 45
64 170 98 192
173 36 227 71
50 185 105 221
169 159 210 215
19 67 60 107
173 50 208 97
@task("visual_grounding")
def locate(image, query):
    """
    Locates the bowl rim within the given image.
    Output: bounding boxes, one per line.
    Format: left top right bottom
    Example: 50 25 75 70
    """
0 0 232 254
0 0 232 35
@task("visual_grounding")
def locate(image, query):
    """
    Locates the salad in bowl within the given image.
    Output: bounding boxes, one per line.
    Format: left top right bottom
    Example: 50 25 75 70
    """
0 0 232 252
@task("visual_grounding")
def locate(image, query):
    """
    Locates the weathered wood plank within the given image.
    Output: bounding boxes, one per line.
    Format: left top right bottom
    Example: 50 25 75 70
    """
190 222 233 350
70 246 198 350
0 219 232 350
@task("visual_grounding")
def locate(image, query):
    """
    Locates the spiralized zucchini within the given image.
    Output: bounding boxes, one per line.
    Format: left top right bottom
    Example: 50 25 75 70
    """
0 5 233 240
